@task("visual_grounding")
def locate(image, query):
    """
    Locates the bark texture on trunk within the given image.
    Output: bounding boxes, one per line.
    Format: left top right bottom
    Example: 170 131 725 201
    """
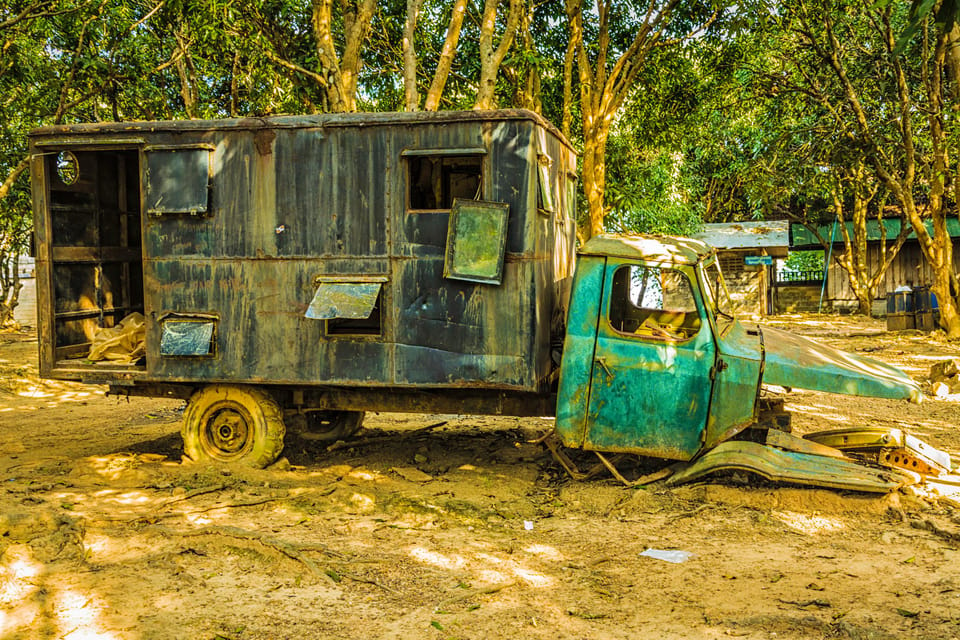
424 0 467 111
566 0 683 239
311 0 376 112
402 0 424 111
474 0 522 110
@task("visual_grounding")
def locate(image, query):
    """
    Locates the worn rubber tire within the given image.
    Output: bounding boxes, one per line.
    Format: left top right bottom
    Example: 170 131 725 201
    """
302 410 365 442
181 385 286 468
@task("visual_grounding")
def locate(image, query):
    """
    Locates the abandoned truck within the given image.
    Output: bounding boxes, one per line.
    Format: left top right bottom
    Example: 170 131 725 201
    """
28 109 926 489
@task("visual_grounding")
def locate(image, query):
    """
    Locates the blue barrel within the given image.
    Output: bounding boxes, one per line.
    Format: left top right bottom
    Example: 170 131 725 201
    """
913 286 938 312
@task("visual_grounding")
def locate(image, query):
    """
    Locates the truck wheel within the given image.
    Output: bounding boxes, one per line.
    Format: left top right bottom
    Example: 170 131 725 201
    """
182 385 285 468
302 410 365 442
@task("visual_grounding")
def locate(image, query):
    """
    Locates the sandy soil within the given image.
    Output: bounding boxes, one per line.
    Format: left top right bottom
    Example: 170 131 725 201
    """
3 315 960 640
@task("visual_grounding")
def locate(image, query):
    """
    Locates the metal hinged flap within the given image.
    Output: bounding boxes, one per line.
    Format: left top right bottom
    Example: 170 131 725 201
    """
306 282 382 320
443 199 509 285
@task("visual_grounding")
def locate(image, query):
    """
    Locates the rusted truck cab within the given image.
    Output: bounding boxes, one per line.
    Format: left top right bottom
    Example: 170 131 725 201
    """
555 234 922 463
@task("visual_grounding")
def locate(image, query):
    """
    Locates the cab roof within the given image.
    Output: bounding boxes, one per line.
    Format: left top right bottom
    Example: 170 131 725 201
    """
578 233 714 265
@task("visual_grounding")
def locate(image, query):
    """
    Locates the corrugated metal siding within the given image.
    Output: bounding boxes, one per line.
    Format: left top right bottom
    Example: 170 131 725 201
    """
128 113 575 391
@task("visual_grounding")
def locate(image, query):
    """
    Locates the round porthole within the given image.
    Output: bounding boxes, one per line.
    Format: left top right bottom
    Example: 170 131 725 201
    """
56 151 79 185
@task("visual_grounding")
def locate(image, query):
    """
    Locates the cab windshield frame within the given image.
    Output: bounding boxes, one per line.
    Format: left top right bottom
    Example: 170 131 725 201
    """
699 256 736 335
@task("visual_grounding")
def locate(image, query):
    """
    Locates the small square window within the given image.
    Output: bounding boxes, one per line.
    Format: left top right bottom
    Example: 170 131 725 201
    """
608 265 701 341
407 155 483 210
565 175 577 221
306 279 385 336
145 148 211 215
537 157 554 213
160 317 216 356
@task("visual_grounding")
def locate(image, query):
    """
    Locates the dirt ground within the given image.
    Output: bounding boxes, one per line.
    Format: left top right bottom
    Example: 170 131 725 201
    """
4 315 960 640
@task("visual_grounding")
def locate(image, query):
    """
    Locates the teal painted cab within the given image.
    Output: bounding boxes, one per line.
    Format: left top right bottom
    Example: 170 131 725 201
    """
556 234 765 461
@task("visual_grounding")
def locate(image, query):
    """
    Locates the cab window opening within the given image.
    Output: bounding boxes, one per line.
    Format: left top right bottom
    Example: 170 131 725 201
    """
608 264 701 341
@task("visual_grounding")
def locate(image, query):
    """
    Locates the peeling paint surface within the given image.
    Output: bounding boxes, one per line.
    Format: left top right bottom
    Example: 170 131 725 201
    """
31 111 577 399
761 325 923 401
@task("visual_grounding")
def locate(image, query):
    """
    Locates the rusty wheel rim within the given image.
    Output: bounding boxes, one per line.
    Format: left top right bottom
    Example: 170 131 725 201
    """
199 402 255 461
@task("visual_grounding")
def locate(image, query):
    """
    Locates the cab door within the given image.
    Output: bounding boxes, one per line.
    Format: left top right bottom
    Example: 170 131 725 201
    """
700 259 764 449
581 260 715 461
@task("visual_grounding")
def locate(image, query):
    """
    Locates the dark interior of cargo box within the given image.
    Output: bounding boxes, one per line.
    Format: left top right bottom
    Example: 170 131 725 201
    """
46 149 145 366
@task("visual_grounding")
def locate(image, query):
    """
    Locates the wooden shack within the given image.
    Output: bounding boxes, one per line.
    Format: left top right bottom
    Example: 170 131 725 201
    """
789 220 960 314
29 110 577 396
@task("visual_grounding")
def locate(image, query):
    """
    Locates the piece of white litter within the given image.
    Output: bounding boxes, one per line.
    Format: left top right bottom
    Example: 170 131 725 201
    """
523 520 534 531
639 548 693 563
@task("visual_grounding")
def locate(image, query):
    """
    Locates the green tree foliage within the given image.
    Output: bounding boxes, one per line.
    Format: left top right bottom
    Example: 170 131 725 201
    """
9 0 959 328
784 250 824 273
764 0 960 331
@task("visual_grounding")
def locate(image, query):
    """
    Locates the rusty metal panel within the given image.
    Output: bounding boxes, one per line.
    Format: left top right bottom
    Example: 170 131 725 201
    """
705 319 763 448
804 427 952 473
34 111 575 396
580 260 714 461
490 120 534 254
273 127 390 257
556 257 606 447
393 257 537 388
667 440 910 493
761 325 923 401
144 257 392 385
146 215 213 256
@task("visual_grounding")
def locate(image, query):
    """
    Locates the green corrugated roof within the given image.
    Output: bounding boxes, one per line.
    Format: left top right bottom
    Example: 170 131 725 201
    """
791 219 960 249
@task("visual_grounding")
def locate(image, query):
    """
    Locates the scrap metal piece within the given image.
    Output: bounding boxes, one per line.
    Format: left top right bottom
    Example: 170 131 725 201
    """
805 427 952 475
666 441 911 493
879 449 942 476
593 451 673 487
804 427 903 450
764 429 848 460
761 325 924 403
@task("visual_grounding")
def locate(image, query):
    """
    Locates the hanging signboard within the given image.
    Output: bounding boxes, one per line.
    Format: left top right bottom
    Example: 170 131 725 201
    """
744 255 773 266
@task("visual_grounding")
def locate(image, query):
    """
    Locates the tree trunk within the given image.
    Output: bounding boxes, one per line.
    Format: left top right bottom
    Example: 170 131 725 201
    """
310 0 375 112
581 127 608 239
0 268 22 330
230 50 240 117
475 0 522 109
513 5 539 110
173 32 199 118
0 157 29 202
402 0 423 111
561 12 575 138
424 0 467 111
567 0 684 239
